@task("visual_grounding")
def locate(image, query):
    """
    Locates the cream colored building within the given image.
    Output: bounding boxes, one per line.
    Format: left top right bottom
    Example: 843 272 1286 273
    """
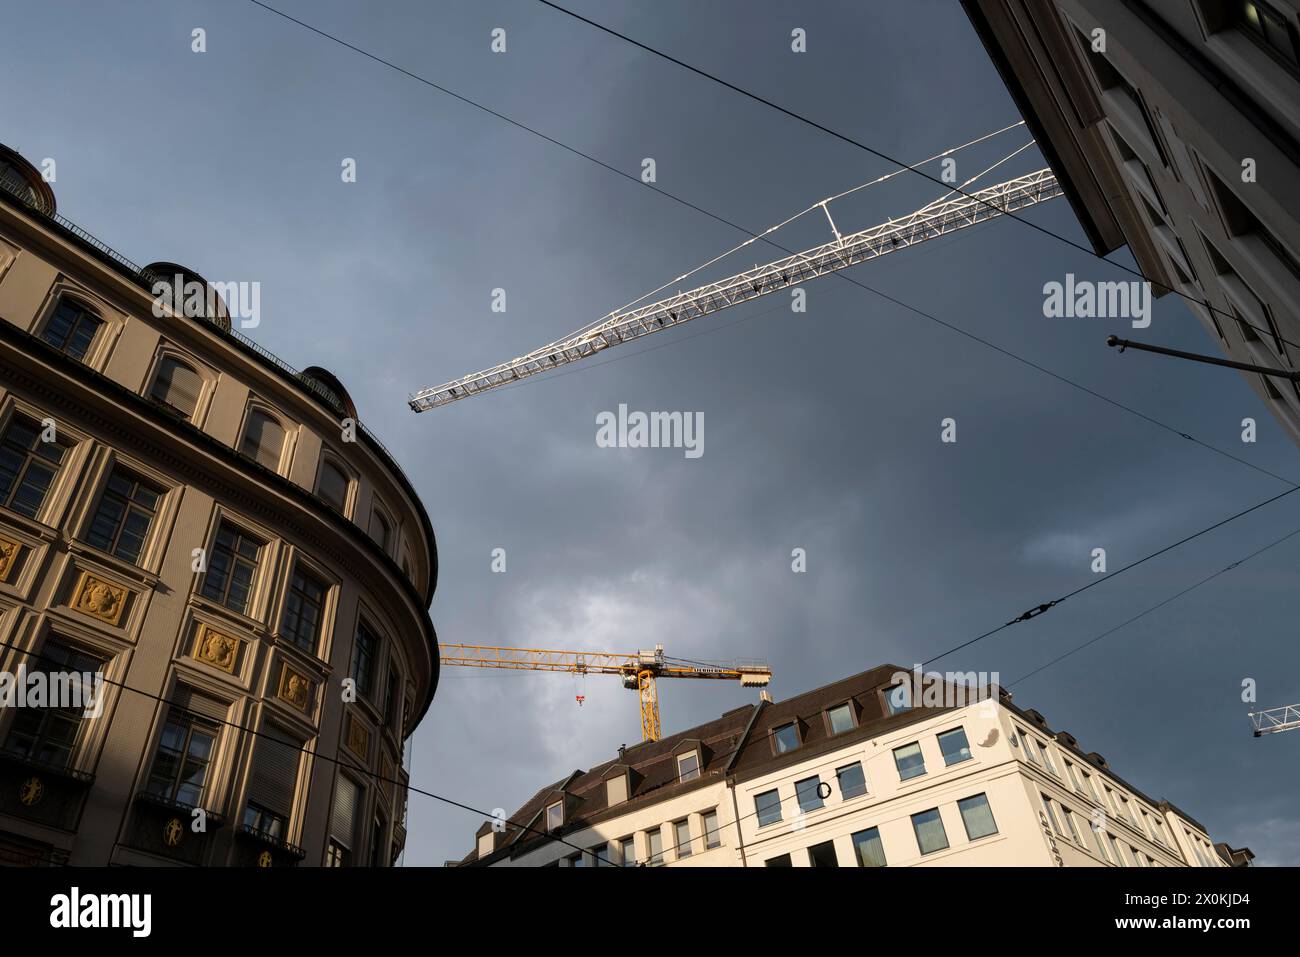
0 144 440 866
962 0 1300 442
462 665 1241 867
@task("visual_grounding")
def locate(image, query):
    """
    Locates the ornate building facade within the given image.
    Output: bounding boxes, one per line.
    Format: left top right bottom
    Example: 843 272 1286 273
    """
0 144 439 866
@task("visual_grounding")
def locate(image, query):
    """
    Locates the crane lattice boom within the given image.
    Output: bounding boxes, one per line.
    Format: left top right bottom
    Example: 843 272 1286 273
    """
410 169 1062 411
439 643 771 742
1249 703 1300 736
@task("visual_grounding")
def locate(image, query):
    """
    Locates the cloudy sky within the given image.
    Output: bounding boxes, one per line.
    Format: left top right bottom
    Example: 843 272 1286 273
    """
5 0 1299 865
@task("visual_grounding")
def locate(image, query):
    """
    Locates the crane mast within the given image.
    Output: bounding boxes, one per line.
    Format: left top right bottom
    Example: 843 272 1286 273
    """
439 643 772 742
409 168 1062 411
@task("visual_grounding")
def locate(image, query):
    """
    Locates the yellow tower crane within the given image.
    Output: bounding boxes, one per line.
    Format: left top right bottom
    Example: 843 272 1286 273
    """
439 643 772 742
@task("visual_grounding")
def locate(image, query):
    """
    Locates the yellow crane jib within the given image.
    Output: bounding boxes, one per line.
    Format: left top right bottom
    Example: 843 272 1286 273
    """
438 642 772 742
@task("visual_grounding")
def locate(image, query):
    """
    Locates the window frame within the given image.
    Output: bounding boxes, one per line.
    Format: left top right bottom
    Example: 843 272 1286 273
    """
771 721 800 755
754 788 783 827
835 761 868 800
0 413 72 521
957 792 999 841
937 726 973 767
145 709 220 808
676 749 701 782
237 404 289 473
911 807 950 856
825 700 856 735
40 297 104 362
199 520 264 616
83 466 164 566
892 740 927 781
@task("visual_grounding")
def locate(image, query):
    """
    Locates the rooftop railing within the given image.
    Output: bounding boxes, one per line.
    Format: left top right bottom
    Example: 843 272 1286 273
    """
0 175 414 493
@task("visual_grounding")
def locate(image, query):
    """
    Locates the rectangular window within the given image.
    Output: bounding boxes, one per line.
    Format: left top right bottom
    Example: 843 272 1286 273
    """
764 853 792 867
755 788 782 827
146 710 219 807
1040 793 1065 836
350 622 378 700
957 793 998 840
836 761 867 799
1020 730 1041 765
673 819 691 858
42 300 102 361
676 751 700 782
647 827 663 866
242 724 300 843
200 522 262 614
370 818 387 867
893 741 926 781
545 800 563 832
827 702 854 734
937 727 972 766
1236 0 1300 73
281 567 326 653
591 843 611 867
3 639 104 768
807 840 839 867
851 826 887 867
911 807 949 855
1037 740 1058 774
617 835 635 867
327 774 360 867
702 809 721 849
1063 808 1083 844
0 417 68 519
795 775 825 813
772 722 799 753
1093 823 1112 863
85 468 161 564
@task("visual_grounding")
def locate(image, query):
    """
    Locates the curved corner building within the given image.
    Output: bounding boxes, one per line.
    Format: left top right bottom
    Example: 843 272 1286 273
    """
0 144 439 866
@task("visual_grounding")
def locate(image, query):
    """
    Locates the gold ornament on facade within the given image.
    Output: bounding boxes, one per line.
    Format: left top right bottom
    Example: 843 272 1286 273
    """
193 624 242 674
346 714 370 759
18 776 43 807
163 817 184 847
0 535 20 582
257 850 273 867
276 664 312 713
71 571 128 626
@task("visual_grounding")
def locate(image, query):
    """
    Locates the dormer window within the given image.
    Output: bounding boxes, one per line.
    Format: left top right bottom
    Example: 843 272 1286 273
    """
827 702 855 735
545 800 563 832
773 722 799 754
676 751 701 782
882 682 912 715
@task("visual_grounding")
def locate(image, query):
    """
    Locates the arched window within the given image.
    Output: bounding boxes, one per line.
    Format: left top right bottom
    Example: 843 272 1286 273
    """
239 409 285 471
369 507 391 553
149 355 202 419
41 299 102 362
316 458 350 513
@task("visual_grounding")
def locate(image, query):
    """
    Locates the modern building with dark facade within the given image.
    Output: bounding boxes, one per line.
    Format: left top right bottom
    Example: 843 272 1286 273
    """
0 143 439 866
962 0 1300 442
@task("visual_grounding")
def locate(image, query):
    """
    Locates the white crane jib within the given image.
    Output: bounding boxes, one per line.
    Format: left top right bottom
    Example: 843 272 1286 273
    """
409 168 1062 412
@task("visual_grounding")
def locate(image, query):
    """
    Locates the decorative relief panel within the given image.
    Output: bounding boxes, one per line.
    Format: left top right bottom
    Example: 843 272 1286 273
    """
70 572 129 626
345 713 370 760
0 535 20 582
192 624 243 675
276 663 313 714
